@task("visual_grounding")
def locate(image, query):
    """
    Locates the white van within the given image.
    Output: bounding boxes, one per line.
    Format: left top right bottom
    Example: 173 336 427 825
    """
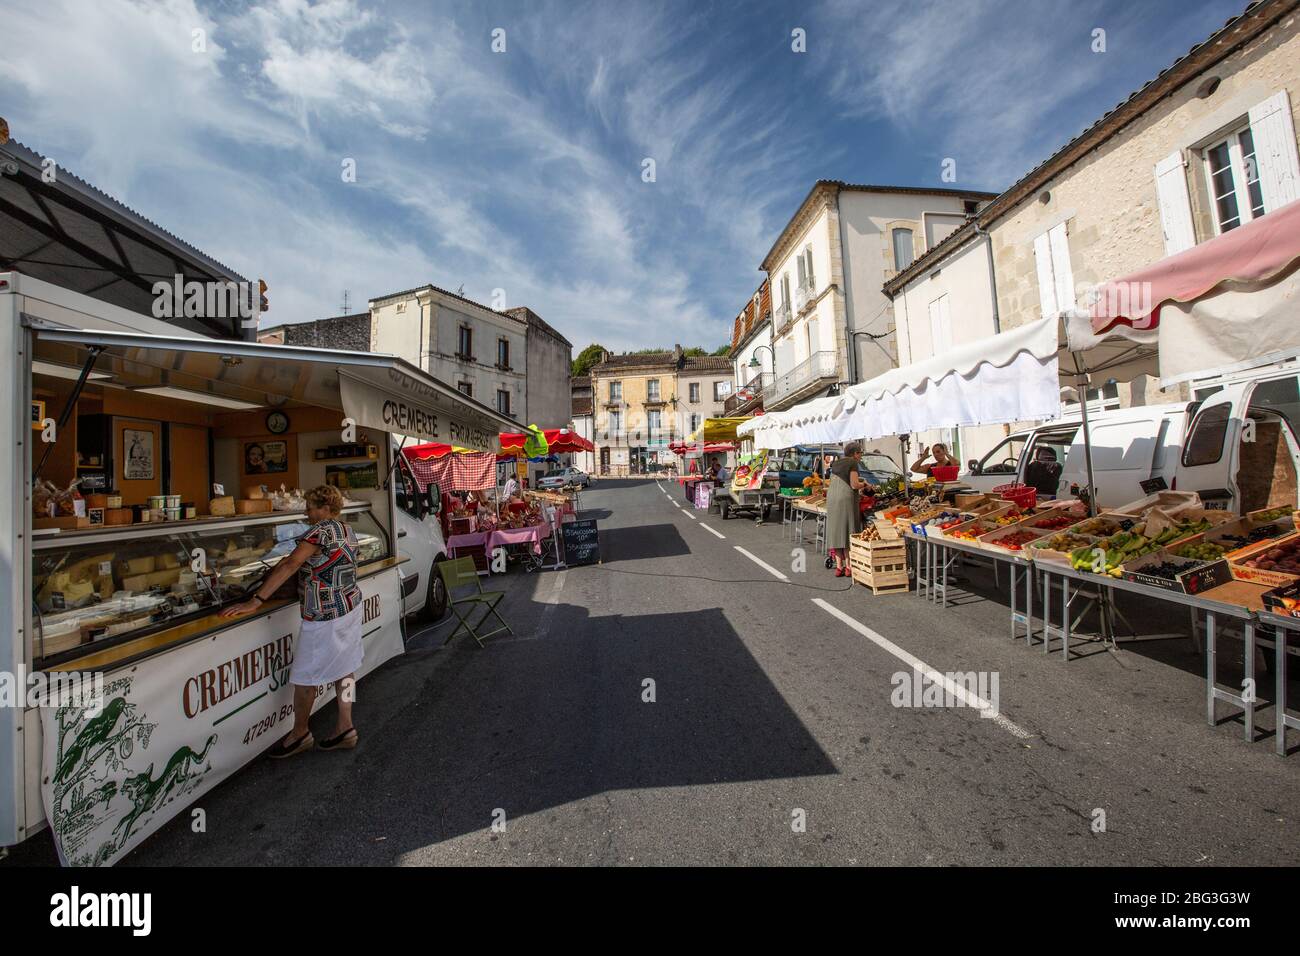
960 366 1300 514
1178 368 1300 513
961 402 1195 508
393 450 450 624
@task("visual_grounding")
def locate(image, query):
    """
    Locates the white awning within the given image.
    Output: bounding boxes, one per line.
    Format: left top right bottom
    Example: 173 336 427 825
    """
741 317 1070 449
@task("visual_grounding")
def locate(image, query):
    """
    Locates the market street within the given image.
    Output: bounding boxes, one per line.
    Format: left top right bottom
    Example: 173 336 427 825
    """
8 478 1297 867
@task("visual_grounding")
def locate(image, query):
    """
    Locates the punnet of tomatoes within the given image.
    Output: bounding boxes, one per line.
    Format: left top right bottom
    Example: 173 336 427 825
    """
1032 514 1074 530
993 530 1042 551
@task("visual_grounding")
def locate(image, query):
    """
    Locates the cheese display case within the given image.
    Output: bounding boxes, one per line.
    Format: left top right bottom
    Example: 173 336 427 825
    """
31 505 389 665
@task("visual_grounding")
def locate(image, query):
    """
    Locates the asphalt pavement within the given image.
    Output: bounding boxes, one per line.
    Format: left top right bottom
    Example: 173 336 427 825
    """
7 478 1299 866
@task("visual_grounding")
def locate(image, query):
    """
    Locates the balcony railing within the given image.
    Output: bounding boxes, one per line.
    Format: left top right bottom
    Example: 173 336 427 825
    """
774 301 792 335
770 350 838 404
724 371 771 413
795 279 815 313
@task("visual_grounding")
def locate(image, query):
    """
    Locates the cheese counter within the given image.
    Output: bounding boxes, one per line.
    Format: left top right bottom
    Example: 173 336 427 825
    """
31 504 389 668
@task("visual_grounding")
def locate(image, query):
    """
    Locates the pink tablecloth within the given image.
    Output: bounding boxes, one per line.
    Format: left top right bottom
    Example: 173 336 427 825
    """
445 531 490 552
488 525 545 555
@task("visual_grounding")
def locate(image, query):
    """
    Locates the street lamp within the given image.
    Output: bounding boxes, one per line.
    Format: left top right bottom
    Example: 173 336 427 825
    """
747 344 775 372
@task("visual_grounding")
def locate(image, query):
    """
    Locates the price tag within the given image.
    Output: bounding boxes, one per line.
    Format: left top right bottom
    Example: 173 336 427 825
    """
99 561 113 577
213 483 225 496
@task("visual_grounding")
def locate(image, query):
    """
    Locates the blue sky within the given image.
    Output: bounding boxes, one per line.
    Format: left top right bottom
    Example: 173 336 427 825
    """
1 0 1246 353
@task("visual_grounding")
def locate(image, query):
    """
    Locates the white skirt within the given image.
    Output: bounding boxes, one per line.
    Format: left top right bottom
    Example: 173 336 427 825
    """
291 603 365 687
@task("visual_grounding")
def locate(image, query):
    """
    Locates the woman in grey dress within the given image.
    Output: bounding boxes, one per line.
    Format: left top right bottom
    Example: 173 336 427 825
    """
826 443 874 576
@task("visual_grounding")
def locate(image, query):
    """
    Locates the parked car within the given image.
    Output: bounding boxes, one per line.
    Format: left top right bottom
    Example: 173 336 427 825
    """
537 466 590 489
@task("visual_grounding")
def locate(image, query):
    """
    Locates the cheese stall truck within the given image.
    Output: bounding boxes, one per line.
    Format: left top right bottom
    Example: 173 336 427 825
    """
0 272 513 864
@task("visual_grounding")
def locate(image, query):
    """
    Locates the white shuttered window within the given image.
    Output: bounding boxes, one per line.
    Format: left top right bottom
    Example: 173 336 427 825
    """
1247 90 1300 211
1032 222 1074 318
1154 150 1196 254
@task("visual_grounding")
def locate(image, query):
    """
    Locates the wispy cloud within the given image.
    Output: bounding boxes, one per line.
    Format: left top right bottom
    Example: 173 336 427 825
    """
1 0 1248 351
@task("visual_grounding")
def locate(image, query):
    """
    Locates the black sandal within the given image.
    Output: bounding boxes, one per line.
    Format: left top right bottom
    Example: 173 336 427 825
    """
318 728 358 751
267 731 314 759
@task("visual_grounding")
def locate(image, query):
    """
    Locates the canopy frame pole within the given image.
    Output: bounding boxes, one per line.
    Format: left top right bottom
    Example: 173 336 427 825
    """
1072 353 1099 518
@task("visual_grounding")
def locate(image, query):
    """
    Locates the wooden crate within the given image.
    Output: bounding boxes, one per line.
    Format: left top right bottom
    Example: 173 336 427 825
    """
849 537 909 594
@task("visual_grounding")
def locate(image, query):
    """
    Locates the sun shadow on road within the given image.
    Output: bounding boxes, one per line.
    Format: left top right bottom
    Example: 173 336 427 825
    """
599 522 692 561
355 602 837 860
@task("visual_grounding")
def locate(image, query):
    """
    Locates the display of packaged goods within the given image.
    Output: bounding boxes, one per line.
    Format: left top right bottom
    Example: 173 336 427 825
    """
1065 512 1224 575
1227 531 1300 587
1065 514 1133 538
1027 532 1100 566
1192 514 1296 558
1261 578 1300 618
978 524 1048 552
1120 554 1232 594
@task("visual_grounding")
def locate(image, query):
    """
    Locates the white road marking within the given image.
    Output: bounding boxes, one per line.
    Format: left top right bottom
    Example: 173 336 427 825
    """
811 598 1033 740
700 524 726 539
671 500 681 508
683 511 696 520
734 546 789 581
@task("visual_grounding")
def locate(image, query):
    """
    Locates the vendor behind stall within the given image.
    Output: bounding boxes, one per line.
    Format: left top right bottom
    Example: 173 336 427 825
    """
910 442 959 477
220 485 362 757
1023 446 1063 499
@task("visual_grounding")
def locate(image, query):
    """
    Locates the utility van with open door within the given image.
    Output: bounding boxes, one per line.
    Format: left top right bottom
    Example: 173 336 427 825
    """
960 402 1194 508
1176 373 1300 513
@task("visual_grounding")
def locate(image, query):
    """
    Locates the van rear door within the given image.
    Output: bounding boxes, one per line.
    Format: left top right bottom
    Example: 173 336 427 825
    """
1175 385 1245 510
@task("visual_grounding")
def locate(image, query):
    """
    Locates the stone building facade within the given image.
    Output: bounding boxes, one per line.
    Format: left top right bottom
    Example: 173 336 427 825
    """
884 0 1300 463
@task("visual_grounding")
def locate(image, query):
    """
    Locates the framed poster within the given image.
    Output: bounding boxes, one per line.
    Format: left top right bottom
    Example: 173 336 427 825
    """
243 439 289 475
122 428 155 481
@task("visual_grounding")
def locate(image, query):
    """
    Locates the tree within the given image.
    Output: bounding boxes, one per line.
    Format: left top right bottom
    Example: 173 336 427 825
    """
711 344 730 356
572 343 608 377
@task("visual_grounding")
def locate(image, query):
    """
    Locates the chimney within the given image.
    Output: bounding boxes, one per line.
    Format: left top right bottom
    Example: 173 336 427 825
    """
673 343 683 365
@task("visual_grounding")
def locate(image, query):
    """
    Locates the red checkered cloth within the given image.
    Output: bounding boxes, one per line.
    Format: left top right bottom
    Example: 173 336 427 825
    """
406 451 495 492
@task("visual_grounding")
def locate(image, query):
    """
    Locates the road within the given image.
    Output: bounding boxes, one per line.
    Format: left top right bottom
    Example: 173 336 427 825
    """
7 478 1299 866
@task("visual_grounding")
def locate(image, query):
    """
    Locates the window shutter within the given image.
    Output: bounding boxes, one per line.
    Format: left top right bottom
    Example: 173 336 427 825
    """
1153 150 1196 254
1248 90 1300 211
805 248 816 290
1048 223 1076 312
1033 232 1059 318
796 253 806 288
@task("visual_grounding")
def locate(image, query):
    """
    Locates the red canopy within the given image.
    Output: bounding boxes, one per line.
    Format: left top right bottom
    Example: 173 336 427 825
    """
404 442 478 460
1089 199 1300 336
498 428 594 455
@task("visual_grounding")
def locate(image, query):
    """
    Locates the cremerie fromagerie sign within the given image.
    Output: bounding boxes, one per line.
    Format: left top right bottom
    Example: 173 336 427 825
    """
337 369 499 451
38 576 402 866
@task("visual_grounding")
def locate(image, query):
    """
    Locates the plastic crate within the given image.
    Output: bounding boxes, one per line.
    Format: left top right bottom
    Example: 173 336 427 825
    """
994 483 1037 510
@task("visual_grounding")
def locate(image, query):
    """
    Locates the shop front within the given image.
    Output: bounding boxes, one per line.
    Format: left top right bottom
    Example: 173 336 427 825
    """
1 272 514 864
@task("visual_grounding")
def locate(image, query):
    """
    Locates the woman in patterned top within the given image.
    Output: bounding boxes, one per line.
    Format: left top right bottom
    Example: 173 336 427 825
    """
221 484 363 758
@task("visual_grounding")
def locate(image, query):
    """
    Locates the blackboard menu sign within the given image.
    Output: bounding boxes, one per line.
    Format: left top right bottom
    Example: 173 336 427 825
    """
562 518 600 566
1139 476 1168 494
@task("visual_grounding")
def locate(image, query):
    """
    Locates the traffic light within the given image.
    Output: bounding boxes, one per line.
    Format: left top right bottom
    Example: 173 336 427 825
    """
258 278 269 313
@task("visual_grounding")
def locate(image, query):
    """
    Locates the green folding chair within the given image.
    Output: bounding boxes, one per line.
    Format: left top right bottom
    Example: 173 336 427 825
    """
437 556 513 647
